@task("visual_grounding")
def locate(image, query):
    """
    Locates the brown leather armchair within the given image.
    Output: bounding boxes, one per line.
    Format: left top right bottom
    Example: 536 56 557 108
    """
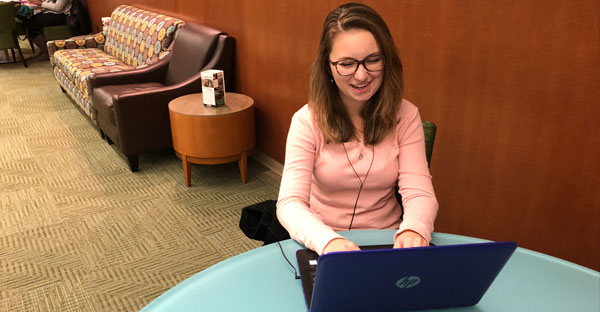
92 23 235 172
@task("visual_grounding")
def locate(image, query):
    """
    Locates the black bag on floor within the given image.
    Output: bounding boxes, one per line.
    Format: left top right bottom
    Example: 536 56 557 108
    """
239 200 290 245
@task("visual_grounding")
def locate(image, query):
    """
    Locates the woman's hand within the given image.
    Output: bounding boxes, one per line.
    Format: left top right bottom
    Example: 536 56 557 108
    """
393 230 427 248
322 238 360 254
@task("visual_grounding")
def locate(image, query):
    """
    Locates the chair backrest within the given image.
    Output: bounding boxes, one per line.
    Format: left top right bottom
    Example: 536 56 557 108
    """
422 121 437 167
164 23 227 86
0 2 16 32
0 2 17 50
103 5 184 67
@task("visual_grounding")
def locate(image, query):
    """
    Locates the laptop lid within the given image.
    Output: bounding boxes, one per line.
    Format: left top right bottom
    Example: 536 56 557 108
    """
297 244 395 307
297 241 517 312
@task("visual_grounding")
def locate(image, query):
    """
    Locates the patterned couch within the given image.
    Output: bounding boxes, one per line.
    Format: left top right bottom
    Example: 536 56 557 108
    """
47 5 184 119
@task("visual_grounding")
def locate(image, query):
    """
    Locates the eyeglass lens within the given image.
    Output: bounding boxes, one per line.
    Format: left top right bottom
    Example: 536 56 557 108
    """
334 57 384 76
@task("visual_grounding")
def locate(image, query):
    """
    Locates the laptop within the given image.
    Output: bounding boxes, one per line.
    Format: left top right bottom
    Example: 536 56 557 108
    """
296 241 517 312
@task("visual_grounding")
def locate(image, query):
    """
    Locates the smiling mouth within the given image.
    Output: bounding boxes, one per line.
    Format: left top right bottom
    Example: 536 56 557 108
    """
351 82 370 90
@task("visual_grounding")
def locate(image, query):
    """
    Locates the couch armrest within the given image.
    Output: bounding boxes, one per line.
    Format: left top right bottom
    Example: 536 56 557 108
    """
89 54 172 90
48 33 105 65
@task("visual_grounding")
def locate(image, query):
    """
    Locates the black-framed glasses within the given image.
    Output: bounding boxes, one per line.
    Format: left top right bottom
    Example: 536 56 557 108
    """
329 55 385 76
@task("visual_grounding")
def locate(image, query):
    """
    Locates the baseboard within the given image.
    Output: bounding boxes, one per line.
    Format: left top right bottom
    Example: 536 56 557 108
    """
250 150 283 176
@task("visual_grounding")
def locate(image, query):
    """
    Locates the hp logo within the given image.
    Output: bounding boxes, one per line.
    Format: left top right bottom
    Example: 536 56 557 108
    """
396 276 421 289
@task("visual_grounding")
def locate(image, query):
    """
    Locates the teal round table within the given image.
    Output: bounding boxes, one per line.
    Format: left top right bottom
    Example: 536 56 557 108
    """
141 230 600 311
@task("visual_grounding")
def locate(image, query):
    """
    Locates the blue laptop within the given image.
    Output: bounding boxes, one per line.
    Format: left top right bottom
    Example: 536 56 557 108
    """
296 241 517 312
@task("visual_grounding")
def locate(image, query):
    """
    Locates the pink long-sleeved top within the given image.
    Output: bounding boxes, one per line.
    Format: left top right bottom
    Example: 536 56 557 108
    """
276 100 438 255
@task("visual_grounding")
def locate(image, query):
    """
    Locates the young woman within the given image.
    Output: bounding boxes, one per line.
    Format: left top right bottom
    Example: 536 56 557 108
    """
276 3 438 255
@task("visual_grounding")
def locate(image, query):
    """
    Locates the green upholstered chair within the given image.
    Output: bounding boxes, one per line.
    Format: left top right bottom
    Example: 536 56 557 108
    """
42 25 72 41
240 121 438 245
0 2 27 67
422 121 437 167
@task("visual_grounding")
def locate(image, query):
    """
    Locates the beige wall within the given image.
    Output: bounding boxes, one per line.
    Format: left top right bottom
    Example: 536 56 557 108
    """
87 0 599 270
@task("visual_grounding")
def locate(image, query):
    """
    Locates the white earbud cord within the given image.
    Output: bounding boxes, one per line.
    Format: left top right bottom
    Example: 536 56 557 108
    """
341 143 375 230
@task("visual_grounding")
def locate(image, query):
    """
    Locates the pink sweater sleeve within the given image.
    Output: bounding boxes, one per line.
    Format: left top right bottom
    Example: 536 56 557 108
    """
276 107 343 254
394 104 438 242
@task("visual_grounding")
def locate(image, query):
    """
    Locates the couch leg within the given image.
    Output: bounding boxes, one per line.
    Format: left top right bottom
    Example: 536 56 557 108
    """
60 86 66 93
98 130 113 144
128 155 139 172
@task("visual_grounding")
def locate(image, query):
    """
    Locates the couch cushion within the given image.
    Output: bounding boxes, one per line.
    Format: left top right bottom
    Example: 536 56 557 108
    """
104 5 184 67
53 48 134 101
48 34 106 66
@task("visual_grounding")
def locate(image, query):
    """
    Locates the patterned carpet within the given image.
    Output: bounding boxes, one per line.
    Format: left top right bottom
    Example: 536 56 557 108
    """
0 50 281 311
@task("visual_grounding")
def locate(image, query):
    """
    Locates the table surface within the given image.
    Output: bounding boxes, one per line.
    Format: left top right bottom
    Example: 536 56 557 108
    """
142 230 600 312
168 93 253 117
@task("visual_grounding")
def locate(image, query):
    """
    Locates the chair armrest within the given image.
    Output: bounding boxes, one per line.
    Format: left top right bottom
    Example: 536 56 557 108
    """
110 79 203 155
88 54 172 90
114 76 203 115
48 33 105 65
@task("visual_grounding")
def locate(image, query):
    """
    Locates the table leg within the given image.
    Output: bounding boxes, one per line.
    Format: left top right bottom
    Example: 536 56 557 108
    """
238 151 247 184
182 155 192 187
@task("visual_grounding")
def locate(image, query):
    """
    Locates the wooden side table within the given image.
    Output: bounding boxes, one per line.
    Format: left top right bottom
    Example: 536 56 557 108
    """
168 93 255 186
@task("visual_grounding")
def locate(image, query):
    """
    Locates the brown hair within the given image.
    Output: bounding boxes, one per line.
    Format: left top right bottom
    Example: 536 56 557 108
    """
308 3 404 144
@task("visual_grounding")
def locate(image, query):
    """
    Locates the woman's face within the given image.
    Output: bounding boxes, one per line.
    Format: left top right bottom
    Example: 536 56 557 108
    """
329 29 383 109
